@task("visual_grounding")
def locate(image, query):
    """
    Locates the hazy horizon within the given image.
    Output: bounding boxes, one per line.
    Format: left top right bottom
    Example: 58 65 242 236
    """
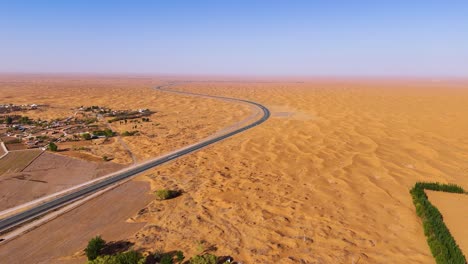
1 1 468 77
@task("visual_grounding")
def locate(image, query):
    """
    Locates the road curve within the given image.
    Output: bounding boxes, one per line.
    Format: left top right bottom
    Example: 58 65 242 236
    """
0 84 270 234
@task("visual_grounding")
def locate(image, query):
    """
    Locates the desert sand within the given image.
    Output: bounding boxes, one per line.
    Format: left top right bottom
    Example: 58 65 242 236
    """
426 190 468 256
0 75 253 164
130 79 468 263
1 76 468 263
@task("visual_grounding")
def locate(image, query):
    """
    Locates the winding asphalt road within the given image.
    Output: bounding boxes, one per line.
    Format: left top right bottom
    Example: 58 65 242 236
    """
0 84 270 235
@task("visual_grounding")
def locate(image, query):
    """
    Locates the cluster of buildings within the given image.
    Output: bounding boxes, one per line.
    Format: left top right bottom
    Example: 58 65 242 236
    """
0 103 40 114
0 118 91 149
76 105 152 124
0 104 153 150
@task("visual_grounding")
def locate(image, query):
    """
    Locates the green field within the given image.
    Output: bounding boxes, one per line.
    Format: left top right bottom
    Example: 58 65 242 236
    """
0 150 43 175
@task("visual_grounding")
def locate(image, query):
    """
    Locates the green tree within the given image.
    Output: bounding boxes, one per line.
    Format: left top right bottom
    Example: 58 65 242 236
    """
85 236 106 261
6 116 13 125
82 133 92 140
48 142 58 152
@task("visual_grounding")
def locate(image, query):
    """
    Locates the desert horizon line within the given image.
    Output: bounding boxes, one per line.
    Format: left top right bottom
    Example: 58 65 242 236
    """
0 71 467 81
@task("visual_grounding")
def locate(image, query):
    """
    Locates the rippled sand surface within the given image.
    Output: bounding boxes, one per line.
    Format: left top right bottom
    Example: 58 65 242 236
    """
133 79 468 263
2 76 468 263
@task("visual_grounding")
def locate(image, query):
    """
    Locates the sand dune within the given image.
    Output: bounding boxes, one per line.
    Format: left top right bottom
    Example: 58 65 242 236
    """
2 77 468 263
131 80 468 263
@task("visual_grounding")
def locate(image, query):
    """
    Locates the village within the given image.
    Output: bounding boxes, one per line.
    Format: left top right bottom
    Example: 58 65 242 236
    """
0 104 153 151
0 103 41 114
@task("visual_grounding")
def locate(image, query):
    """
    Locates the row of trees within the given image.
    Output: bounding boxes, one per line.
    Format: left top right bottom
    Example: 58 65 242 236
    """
410 182 467 264
81 129 115 140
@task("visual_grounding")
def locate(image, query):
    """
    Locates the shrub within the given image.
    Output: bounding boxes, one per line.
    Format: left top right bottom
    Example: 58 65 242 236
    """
82 133 92 140
87 255 113 264
410 182 467 264
48 142 58 152
155 189 180 200
85 236 106 260
85 118 98 124
189 254 217 264
160 254 174 264
87 250 145 264
153 248 165 262
121 131 138 137
156 250 185 264
92 129 115 137
113 250 145 264
175 251 185 263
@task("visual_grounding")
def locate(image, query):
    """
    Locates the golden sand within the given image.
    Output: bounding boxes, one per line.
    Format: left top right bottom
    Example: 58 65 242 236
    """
2 76 468 263
0 75 252 164
131 79 468 263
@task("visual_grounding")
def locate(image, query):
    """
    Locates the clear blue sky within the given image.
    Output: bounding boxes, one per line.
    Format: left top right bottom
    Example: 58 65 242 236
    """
1 0 467 77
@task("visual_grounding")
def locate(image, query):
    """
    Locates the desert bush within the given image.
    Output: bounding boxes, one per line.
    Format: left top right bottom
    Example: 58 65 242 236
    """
155 189 180 200
410 182 467 264
113 250 145 264
153 248 165 262
175 251 185 263
92 129 115 137
82 133 92 140
87 255 113 264
155 250 185 264
48 142 58 152
85 236 106 260
160 254 174 264
85 118 98 124
87 250 145 264
189 254 217 264
121 131 138 137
